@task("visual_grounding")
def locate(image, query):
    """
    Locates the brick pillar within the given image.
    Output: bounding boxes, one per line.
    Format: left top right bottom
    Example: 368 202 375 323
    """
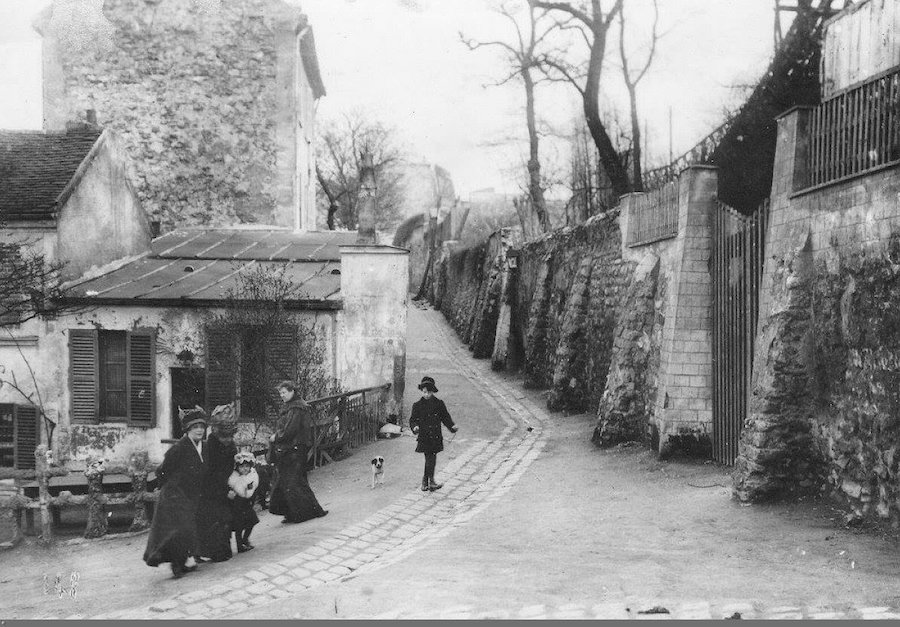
617 192 645 262
654 166 717 456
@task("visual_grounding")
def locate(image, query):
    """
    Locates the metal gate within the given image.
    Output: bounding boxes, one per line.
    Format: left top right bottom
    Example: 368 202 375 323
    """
711 199 769 465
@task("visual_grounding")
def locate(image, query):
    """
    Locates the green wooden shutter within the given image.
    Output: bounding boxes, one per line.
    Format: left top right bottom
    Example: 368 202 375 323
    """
127 330 156 427
69 329 99 423
205 326 237 408
14 404 38 470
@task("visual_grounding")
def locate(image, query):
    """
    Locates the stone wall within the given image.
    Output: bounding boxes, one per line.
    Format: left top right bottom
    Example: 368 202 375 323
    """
37 0 319 231
735 107 900 526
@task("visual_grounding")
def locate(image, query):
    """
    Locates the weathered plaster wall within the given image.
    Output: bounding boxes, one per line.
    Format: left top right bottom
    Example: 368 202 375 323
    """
0 305 336 467
338 247 409 403
56 132 152 279
735 107 900 525
37 0 317 231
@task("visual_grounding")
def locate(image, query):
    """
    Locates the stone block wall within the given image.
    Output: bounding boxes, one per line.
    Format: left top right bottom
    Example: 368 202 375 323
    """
735 107 900 526
36 0 316 230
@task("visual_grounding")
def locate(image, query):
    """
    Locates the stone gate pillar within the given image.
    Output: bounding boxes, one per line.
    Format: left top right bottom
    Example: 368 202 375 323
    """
654 165 718 457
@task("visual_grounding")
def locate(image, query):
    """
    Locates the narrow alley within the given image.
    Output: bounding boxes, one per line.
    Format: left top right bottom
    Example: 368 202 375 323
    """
3 305 900 620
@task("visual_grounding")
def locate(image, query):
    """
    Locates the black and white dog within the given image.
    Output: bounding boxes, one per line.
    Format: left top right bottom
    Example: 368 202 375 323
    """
370 456 385 489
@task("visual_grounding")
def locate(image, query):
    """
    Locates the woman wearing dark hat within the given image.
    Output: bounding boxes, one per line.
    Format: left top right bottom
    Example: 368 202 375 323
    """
409 376 458 492
196 405 238 562
143 407 209 579
268 381 328 523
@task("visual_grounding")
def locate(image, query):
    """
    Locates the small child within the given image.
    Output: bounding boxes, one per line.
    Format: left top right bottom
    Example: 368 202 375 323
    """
227 452 260 553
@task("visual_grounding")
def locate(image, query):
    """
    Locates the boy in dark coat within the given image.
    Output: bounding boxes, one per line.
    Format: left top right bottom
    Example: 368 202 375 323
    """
409 376 458 491
143 408 209 579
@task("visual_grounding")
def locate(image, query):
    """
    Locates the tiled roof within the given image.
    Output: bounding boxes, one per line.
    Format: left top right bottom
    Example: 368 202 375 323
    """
64 228 362 309
0 129 104 221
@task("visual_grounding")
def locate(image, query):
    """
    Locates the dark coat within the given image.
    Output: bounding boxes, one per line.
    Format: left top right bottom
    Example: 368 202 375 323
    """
269 397 326 522
409 396 456 454
196 435 236 561
273 398 313 452
143 435 207 568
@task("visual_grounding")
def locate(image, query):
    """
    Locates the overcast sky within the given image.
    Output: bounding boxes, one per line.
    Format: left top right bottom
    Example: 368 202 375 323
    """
0 0 779 198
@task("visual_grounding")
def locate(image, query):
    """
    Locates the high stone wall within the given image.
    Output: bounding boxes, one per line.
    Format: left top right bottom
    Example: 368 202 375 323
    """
36 0 310 230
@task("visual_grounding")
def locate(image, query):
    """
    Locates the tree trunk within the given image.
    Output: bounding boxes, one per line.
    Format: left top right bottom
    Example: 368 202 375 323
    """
584 24 630 198
523 68 551 232
627 82 644 192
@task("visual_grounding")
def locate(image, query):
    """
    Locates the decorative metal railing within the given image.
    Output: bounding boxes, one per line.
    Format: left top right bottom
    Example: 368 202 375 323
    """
626 181 679 247
805 66 900 189
306 383 392 467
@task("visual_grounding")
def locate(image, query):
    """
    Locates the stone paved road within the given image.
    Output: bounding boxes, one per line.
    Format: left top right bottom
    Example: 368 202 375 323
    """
46 306 900 620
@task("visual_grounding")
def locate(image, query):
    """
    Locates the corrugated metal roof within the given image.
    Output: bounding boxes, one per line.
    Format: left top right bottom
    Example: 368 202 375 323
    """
65 228 354 309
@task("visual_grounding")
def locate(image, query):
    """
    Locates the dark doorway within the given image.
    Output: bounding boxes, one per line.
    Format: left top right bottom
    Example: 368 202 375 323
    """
171 367 206 439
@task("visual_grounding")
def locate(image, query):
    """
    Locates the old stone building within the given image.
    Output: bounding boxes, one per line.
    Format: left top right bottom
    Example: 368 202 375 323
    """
35 0 324 231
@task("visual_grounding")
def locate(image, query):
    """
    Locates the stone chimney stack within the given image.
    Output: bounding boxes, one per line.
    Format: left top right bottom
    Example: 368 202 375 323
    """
357 151 377 244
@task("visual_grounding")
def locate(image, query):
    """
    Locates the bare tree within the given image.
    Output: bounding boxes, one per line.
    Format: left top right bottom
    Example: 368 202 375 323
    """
530 0 631 197
617 0 658 192
0 242 78 329
207 264 341 441
316 111 407 231
461 1 553 233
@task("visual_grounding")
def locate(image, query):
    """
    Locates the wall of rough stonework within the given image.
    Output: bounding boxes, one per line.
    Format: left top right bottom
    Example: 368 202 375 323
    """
735 107 900 526
434 230 508 358
37 0 317 231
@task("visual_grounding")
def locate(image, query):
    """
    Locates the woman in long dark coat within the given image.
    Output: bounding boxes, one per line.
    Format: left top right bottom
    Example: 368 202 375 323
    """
268 381 328 523
196 407 237 562
409 376 458 491
143 409 209 578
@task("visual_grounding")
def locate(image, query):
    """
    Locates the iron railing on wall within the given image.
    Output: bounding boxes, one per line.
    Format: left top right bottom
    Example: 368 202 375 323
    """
806 65 900 189
711 199 769 466
306 383 392 467
626 181 679 247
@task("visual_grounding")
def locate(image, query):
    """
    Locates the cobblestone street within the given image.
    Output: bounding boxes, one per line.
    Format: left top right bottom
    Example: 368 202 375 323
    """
3 305 900 620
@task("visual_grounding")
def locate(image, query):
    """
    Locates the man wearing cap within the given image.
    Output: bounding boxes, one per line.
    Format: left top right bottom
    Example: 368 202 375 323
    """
143 408 210 579
409 376 458 492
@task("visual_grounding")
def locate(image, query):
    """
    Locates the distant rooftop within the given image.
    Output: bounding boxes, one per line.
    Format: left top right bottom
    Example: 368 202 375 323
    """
0 128 104 221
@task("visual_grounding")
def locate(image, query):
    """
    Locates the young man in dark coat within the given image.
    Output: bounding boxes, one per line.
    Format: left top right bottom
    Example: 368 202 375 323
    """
268 380 328 523
143 408 209 579
409 376 458 492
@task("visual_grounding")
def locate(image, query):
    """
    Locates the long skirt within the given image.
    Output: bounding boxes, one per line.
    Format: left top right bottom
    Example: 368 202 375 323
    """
268 447 326 522
143 492 199 568
196 497 233 561
231 496 260 532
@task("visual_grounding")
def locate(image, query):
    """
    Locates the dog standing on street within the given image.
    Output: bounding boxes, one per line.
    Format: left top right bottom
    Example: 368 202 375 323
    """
371 456 385 489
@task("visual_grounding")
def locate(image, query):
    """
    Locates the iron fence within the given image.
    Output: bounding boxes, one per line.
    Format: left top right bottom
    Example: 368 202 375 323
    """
711 199 769 466
306 383 392 467
626 181 679 247
806 66 900 189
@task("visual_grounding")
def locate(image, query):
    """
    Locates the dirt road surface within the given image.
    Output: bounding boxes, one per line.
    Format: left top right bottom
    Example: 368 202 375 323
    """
2 305 900 620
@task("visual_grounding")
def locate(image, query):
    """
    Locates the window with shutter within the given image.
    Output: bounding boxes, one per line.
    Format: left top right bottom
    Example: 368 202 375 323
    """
69 329 99 423
0 404 13 467
14 405 38 470
265 325 297 421
127 330 156 427
205 326 237 408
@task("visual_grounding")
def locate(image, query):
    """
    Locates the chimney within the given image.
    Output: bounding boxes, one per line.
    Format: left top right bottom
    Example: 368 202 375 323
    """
65 109 99 134
356 151 377 245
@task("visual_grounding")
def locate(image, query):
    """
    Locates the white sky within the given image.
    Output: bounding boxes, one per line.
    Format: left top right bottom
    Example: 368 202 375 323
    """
0 0 780 198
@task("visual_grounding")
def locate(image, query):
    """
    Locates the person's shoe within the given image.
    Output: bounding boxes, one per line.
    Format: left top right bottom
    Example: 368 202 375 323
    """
237 543 254 553
317 510 329 518
243 541 255 550
170 563 184 579
421 479 429 492
428 480 443 491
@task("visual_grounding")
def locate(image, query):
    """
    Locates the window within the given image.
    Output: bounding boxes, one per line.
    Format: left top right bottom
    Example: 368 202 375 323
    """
99 331 127 419
0 404 38 469
69 328 156 426
205 325 297 421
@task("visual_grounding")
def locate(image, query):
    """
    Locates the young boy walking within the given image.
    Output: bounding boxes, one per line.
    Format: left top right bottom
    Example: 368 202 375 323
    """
409 376 458 491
